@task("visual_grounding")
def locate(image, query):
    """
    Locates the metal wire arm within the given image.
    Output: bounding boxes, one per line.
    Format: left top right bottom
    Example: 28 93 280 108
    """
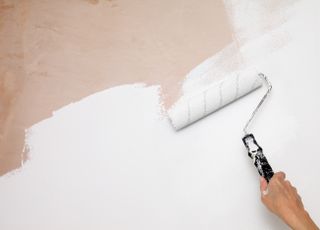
243 73 272 135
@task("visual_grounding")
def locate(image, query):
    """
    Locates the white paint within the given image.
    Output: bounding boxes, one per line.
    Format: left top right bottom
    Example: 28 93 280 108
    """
1 0 320 229
0 83 289 230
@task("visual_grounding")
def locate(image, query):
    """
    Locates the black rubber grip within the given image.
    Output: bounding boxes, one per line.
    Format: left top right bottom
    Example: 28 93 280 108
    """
242 134 274 183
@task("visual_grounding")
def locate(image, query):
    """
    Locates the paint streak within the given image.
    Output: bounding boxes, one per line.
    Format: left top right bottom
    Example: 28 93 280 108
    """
224 0 299 45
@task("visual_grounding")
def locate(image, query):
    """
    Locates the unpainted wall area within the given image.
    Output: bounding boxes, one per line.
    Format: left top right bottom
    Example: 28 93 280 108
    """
0 0 27 175
0 0 233 175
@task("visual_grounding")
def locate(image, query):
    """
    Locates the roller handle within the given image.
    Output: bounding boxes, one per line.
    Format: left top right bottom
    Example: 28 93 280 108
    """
242 134 274 183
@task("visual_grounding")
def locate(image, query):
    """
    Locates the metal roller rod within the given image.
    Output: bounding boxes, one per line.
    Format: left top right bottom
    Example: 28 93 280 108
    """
243 73 272 135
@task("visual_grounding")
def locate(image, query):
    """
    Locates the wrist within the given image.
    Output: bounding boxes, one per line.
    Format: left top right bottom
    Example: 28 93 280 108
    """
284 209 318 230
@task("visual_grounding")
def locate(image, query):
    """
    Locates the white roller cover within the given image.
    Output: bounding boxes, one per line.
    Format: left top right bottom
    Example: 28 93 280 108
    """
168 70 262 130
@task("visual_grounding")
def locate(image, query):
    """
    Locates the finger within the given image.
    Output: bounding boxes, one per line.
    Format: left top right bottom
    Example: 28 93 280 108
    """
260 177 268 195
284 180 292 187
275 171 286 181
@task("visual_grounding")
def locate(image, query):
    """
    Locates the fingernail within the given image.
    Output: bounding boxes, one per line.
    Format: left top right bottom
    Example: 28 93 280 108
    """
262 188 269 196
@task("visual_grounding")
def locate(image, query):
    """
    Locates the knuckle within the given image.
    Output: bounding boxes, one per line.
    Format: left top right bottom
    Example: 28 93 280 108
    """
280 171 286 178
274 172 285 180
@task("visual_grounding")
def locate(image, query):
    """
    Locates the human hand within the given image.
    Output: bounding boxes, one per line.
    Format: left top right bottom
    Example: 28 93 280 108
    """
260 172 318 230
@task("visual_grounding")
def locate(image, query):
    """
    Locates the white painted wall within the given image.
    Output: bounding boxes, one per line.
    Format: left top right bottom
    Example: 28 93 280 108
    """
0 1 320 229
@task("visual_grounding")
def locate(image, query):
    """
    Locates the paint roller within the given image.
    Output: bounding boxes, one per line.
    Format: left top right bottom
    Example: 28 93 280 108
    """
168 71 274 182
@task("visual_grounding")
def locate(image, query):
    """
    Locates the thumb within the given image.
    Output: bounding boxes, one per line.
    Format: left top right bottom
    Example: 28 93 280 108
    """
260 177 268 195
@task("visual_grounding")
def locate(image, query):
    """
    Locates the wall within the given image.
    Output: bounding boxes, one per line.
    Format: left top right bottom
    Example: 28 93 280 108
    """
0 0 319 229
